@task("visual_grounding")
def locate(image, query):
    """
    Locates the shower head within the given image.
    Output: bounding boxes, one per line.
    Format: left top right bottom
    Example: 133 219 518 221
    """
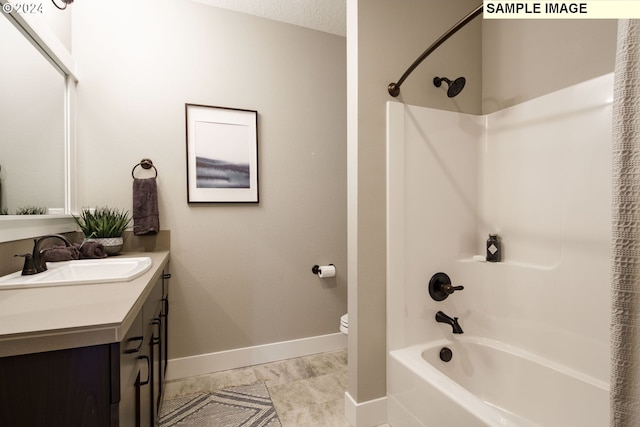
433 76 466 98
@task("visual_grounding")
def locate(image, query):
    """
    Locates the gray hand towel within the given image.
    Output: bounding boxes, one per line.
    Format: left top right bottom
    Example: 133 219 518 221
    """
78 241 107 259
41 244 81 262
133 177 159 235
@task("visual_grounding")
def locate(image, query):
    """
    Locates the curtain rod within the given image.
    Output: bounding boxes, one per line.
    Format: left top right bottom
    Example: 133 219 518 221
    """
388 4 483 97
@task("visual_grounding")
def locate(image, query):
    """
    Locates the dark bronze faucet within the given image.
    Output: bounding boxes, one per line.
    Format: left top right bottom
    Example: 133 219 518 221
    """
16 234 73 275
435 311 463 334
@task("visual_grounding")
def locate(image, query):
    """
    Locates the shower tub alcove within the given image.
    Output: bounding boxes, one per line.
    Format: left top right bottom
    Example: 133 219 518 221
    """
386 74 612 426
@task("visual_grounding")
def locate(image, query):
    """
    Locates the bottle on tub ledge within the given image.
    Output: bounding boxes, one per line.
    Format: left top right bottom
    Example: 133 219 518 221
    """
486 234 501 262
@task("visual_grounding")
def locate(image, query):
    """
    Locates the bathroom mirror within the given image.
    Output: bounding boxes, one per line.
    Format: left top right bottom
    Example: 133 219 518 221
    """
0 5 77 242
0 11 65 214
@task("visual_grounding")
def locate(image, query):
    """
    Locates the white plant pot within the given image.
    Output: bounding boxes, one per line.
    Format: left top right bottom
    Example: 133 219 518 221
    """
86 237 123 256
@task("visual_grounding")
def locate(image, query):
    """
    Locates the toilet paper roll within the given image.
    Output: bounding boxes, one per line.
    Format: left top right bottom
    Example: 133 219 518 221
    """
317 265 336 278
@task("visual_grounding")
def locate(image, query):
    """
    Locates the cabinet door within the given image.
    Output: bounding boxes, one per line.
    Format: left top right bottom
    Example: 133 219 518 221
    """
151 312 163 423
119 311 144 427
119 372 138 427
161 271 170 380
0 345 112 427
137 354 152 427
142 276 162 426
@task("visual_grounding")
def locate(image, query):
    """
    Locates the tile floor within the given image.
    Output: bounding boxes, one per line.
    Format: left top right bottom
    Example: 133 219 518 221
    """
163 350 354 426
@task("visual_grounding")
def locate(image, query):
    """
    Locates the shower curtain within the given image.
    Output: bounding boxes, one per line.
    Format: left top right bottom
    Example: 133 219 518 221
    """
611 19 640 427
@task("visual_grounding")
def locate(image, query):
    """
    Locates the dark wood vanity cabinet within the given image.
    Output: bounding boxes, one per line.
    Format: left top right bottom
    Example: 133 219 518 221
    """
0 270 169 427
140 270 170 426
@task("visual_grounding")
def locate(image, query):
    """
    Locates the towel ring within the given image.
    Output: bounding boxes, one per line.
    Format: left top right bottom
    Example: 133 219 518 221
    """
132 158 158 179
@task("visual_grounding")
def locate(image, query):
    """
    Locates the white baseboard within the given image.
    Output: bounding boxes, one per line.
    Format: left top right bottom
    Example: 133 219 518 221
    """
166 333 347 381
345 391 388 427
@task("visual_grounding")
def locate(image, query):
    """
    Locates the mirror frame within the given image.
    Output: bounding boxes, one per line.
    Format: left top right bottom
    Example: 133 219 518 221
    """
0 1 78 242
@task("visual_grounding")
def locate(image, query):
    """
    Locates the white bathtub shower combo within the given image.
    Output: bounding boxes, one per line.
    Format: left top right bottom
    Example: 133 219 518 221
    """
386 74 612 426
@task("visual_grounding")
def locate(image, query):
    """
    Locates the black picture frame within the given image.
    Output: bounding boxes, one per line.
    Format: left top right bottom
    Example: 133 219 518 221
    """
185 104 259 203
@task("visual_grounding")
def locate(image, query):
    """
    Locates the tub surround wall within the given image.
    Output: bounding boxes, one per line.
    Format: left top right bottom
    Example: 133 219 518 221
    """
474 75 612 379
386 103 482 354
387 73 613 424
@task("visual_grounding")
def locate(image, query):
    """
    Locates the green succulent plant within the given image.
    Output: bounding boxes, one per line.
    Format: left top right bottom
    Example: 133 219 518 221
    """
73 207 131 238
15 206 47 215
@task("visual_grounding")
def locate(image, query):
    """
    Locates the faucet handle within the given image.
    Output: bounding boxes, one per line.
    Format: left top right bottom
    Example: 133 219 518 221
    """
429 272 464 301
14 253 37 276
441 283 464 294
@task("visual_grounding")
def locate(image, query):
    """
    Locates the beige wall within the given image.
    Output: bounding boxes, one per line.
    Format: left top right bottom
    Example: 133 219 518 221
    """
482 19 617 113
72 0 347 358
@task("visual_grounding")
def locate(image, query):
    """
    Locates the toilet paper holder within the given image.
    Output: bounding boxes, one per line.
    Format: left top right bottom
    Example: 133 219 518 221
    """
312 264 335 275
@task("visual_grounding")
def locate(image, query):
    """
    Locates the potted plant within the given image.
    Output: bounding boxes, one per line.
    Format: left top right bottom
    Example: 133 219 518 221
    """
73 207 131 255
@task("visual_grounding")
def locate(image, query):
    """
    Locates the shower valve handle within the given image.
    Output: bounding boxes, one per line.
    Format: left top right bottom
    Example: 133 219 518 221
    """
429 272 464 301
441 283 464 294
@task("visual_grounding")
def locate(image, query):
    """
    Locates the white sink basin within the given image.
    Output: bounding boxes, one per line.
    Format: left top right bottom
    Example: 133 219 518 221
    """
0 257 153 290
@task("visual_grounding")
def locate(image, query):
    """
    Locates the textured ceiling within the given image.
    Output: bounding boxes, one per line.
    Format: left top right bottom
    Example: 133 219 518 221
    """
190 0 346 36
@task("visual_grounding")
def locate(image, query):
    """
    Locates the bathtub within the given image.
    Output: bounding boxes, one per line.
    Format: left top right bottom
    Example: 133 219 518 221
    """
387 336 609 427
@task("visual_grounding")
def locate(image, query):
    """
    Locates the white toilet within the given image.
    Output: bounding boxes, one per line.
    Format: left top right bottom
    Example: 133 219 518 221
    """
340 313 348 335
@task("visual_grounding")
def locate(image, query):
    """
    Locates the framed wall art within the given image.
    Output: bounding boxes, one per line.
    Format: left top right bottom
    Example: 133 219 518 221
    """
185 104 259 203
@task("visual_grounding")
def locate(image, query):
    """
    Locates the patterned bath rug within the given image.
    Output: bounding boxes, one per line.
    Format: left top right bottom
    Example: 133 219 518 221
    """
159 382 282 427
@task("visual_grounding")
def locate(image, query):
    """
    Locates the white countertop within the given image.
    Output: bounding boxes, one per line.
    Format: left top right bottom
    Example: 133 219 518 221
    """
0 251 170 358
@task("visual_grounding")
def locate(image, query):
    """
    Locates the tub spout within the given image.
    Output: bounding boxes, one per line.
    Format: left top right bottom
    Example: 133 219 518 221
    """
435 311 463 334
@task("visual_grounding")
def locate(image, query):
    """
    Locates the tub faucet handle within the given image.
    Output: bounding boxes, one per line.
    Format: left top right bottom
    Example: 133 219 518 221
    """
442 283 464 294
429 272 464 301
